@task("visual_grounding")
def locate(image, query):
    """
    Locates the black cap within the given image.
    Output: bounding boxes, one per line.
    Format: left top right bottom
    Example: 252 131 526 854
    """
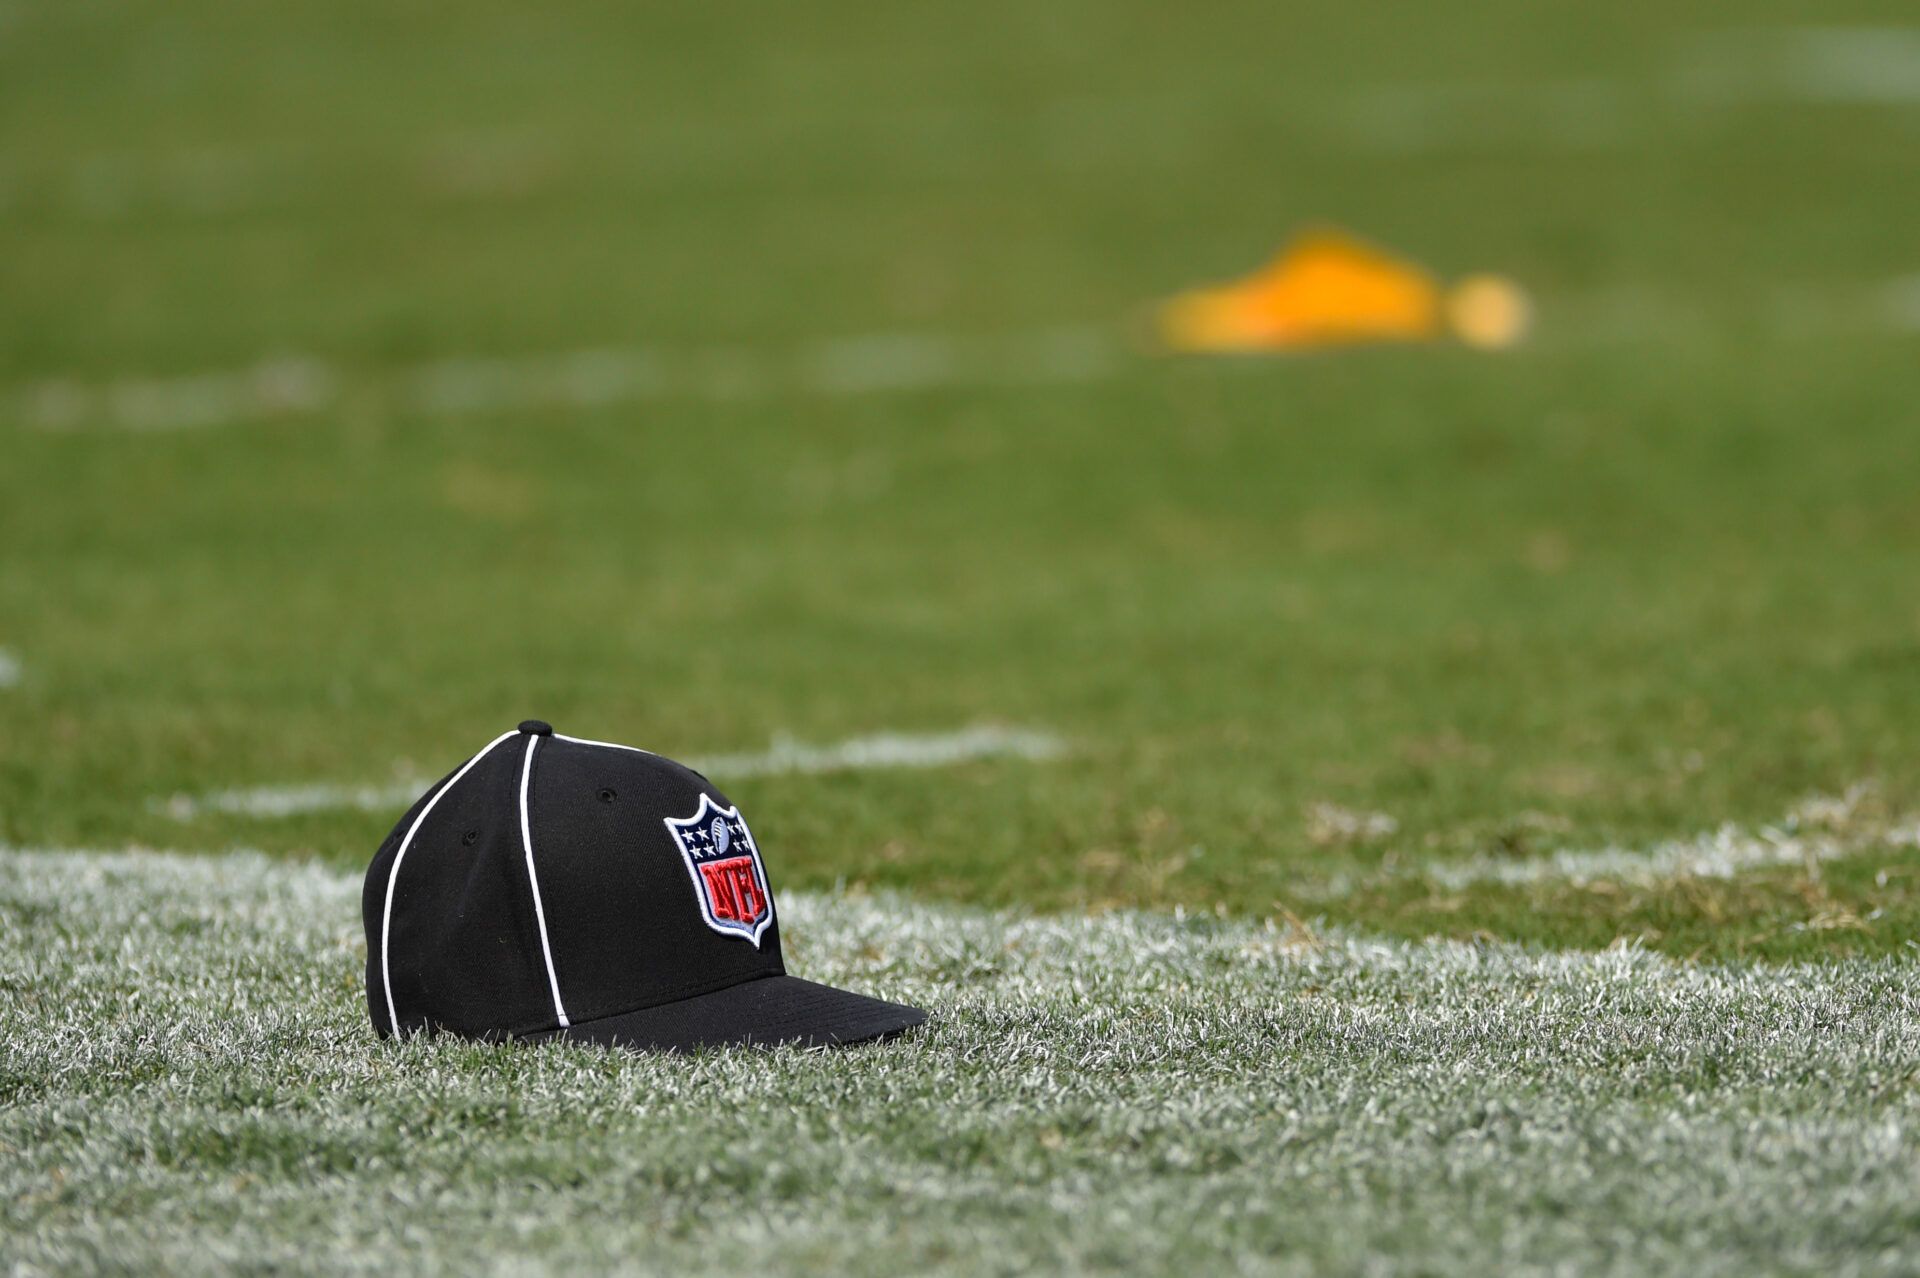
363 725 927 1051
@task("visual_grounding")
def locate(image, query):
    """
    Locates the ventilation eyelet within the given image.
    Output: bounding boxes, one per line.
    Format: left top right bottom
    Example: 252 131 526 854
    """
597 787 618 804
461 829 479 846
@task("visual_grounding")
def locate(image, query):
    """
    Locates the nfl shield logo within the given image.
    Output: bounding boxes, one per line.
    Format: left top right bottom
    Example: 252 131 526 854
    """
664 794 775 947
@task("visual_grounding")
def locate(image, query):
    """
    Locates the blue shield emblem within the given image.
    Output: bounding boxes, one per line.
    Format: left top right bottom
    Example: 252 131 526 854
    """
663 794 775 946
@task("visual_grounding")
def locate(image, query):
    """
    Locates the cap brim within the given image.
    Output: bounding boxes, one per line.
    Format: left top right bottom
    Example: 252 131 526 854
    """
527 974 927 1054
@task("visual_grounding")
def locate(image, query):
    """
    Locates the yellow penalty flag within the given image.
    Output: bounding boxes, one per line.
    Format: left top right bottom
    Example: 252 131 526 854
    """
1157 229 1529 352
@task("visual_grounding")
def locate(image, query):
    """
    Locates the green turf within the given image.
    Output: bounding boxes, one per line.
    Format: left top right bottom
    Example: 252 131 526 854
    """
7 849 1920 1276
4 2 1920 960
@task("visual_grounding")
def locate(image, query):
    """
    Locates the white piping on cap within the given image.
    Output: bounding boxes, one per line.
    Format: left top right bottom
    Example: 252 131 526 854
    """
519 735 570 1027
552 732 662 758
379 730 518 1038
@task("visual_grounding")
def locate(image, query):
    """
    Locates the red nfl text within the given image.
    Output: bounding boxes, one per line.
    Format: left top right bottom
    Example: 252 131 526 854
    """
698 856 767 924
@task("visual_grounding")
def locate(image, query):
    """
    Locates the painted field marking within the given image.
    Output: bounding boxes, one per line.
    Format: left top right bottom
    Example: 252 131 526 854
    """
1679 27 1920 106
1313 786 1920 896
17 358 334 433
0 648 20 688
407 348 667 415
1772 26 1920 104
1880 275 1920 332
155 725 1066 821
7 329 1111 433
13 327 1117 432
1420 815 1920 890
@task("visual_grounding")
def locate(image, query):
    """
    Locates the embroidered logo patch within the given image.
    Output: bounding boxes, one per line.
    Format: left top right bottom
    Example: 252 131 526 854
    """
664 794 774 946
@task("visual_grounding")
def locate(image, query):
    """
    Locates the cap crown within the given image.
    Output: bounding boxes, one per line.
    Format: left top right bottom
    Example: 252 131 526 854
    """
362 728 783 1039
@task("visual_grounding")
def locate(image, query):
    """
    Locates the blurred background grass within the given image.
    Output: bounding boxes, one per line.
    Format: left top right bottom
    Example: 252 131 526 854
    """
3 0 1918 956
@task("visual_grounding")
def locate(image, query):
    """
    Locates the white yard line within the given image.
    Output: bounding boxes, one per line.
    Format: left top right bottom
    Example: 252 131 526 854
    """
409 326 1116 414
1313 786 1920 895
696 725 1065 779
14 328 1118 432
155 725 1067 821
1419 817 1920 890
1680 27 1920 107
1879 274 1920 332
407 348 667 415
1777 27 1920 104
802 327 1118 394
0 648 20 689
17 358 336 433
155 779 425 822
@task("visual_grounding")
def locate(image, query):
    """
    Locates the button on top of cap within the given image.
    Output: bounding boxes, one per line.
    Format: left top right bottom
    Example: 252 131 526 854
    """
518 719 554 736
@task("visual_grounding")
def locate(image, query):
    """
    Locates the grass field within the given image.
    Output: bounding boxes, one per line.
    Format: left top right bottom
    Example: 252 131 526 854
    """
6 849 1920 1275
4 1 1919 1272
